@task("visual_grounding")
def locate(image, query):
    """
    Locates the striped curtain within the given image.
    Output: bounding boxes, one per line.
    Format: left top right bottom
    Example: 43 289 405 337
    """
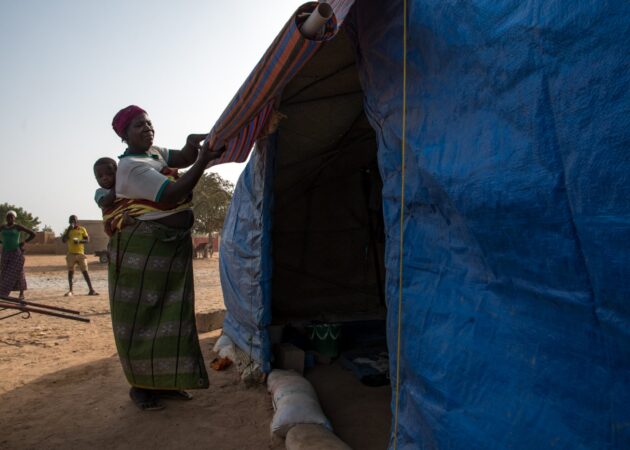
209 1 357 165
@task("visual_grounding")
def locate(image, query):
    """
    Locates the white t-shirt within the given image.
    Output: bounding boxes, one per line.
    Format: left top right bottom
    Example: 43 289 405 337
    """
116 146 189 220
116 146 172 202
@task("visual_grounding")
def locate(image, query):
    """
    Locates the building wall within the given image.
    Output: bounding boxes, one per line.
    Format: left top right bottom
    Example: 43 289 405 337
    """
5 221 108 255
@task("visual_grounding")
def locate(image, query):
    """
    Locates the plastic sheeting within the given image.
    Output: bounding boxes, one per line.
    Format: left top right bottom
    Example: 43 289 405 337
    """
220 136 275 373
220 0 630 448
346 1 630 448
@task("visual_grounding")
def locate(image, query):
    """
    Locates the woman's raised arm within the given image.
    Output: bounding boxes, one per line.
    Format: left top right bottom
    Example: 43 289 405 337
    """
159 138 225 204
167 134 208 168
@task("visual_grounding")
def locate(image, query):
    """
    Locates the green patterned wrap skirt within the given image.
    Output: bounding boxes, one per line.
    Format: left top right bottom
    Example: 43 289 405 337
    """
108 220 209 390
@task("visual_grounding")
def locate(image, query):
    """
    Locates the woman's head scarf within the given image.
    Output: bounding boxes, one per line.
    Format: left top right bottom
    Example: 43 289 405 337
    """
112 105 147 139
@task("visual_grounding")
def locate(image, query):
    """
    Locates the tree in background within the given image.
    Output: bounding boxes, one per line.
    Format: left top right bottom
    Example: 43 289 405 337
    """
191 173 234 237
0 203 41 230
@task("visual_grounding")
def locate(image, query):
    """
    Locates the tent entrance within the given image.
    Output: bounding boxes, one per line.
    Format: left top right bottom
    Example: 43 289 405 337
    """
269 29 391 447
272 28 386 323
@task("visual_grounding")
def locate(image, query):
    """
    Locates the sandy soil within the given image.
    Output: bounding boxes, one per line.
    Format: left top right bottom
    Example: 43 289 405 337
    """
0 254 280 450
0 254 392 450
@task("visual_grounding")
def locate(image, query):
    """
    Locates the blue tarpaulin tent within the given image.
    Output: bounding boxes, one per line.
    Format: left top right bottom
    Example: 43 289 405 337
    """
212 1 630 448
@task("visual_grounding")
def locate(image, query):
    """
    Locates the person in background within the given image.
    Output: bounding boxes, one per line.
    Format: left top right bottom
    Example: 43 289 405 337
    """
208 235 214 258
0 210 36 299
61 215 98 297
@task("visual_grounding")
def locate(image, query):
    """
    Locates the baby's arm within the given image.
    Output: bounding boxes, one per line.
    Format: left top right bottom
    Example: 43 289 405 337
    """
98 189 116 208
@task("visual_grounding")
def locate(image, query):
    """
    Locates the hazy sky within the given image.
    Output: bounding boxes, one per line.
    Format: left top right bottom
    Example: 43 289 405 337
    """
0 0 305 233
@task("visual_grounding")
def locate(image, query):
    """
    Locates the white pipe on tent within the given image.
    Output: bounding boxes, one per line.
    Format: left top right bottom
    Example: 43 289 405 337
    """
299 2 333 39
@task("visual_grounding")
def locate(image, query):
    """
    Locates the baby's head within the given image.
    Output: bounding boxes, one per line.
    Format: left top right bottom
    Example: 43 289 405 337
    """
93 157 117 189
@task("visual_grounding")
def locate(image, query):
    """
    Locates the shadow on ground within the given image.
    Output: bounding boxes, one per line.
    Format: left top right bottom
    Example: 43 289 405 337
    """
0 335 279 450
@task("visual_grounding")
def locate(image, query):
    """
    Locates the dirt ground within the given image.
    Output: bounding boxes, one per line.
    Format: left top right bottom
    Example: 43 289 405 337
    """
0 254 392 450
0 254 279 450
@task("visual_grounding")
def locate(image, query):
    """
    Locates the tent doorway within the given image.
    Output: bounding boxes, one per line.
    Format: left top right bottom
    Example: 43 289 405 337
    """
272 28 386 324
269 29 391 448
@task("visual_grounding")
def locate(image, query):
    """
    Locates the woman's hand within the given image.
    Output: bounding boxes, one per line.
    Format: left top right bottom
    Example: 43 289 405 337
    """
198 132 225 164
170 134 209 168
186 134 207 151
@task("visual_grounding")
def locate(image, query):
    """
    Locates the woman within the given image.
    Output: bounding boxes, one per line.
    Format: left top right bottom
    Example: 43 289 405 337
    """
108 105 224 411
0 211 36 299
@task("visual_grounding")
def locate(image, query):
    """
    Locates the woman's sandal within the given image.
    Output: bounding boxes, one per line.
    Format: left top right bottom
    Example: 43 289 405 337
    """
156 390 193 401
129 387 165 411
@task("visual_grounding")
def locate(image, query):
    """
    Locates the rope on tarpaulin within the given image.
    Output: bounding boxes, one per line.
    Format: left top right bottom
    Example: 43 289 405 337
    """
393 0 408 448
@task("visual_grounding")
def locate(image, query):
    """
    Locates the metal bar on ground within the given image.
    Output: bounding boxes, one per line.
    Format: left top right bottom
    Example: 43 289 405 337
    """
0 295 82 315
0 301 90 323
